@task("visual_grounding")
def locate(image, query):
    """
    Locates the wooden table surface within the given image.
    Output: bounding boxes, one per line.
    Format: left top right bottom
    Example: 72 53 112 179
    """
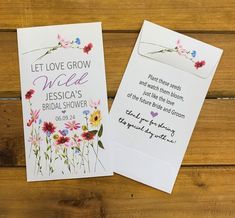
0 1 235 217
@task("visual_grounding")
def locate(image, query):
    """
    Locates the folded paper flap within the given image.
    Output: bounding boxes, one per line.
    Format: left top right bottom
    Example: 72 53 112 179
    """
112 141 178 194
138 21 223 79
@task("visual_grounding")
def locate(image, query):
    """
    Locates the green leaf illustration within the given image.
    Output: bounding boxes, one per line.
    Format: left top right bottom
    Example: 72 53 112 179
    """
89 130 98 135
75 147 81 152
44 152 49 160
98 140 104 149
98 124 103 137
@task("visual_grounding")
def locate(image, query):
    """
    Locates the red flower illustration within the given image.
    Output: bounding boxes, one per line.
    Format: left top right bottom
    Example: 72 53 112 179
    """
83 43 93 54
42 122 56 135
81 131 95 141
194 60 206 69
25 89 35 99
56 136 70 145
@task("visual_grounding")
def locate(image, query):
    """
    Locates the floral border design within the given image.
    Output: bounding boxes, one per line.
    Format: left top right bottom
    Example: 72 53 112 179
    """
147 39 206 69
25 89 105 176
23 34 93 62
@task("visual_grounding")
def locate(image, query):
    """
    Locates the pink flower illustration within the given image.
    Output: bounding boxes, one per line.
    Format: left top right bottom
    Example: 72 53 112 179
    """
27 109 40 127
57 34 71 48
28 135 42 146
65 140 75 148
89 99 100 108
65 120 80 131
176 40 187 55
73 134 82 143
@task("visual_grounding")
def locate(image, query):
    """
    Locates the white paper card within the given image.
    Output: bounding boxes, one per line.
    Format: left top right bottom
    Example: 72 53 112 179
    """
109 20 223 193
17 22 113 181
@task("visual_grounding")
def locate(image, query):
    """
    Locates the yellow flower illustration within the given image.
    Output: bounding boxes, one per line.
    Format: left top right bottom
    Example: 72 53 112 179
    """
89 110 102 127
53 133 59 140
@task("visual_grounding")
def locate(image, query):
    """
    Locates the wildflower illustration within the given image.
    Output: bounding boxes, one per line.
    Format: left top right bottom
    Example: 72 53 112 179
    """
25 89 43 176
146 39 206 69
25 88 105 176
42 121 56 175
22 34 93 62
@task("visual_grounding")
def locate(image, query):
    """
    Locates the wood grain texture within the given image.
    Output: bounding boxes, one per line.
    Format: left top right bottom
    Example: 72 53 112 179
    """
0 1 234 217
0 167 234 217
0 0 235 31
0 32 235 98
0 99 234 167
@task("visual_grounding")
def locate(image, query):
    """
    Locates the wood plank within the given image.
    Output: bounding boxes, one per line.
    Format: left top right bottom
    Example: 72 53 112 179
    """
0 99 234 167
0 32 234 98
0 167 234 217
0 0 235 31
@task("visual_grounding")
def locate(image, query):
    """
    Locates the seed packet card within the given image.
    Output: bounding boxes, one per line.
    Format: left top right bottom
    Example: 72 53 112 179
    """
17 22 113 181
109 20 223 193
